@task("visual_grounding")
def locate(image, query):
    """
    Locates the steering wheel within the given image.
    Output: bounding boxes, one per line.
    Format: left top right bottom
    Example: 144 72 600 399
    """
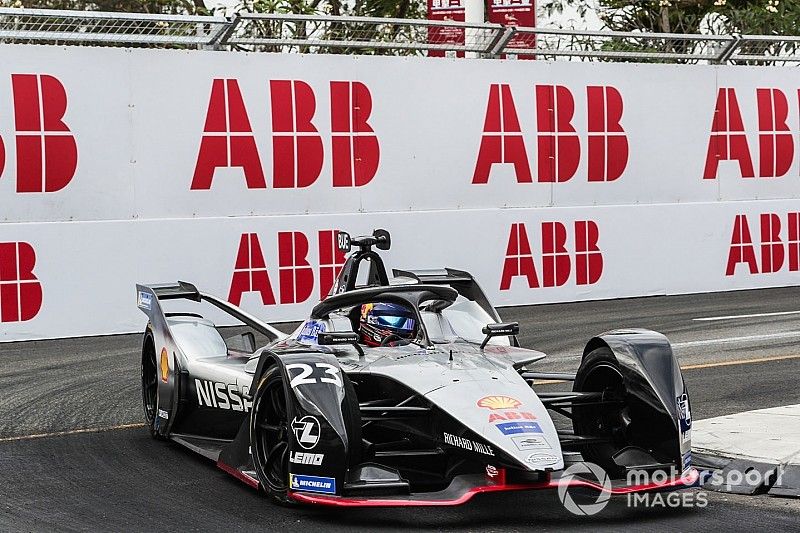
380 334 404 347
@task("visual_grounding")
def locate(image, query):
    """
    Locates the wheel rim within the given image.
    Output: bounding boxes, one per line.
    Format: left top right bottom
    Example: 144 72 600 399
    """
141 347 158 424
253 378 290 493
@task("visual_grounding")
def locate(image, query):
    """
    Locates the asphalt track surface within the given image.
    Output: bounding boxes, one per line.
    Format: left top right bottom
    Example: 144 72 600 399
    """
2 287 800 531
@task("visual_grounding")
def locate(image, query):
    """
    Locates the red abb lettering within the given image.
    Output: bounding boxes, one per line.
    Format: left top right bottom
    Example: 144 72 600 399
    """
0 242 42 323
575 220 603 285
278 231 314 304
759 213 784 273
726 214 758 275
703 88 755 179
228 233 276 306
537 85 580 183
330 81 380 187
790 213 800 272
500 220 603 290
542 222 570 287
488 411 536 422
500 223 539 290
724 213 800 275
757 89 793 178
271 80 323 188
192 79 266 190
318 229 346 298
587 86 628 182
472 84 532 184
12 74 77 193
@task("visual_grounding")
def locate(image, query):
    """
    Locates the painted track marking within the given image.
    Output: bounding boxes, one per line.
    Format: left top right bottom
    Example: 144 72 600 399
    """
0 423 145 443
680 353 800 370
533 354 800 385
693 310 800 322
671 331 800 348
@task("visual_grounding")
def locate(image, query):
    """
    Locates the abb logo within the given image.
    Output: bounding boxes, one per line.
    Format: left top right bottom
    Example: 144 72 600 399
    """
0 242 43 323
229 229 346 306
192 79 379 190
500 221 603 290
0 74 77 193
473 84 628 184
704 88 797 179
726 212 800 275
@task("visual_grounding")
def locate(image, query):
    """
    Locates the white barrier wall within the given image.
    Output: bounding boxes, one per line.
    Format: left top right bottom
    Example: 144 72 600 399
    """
1 45 799 340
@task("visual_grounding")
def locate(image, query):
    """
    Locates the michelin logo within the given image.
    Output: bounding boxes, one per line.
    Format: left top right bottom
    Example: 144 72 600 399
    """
289 474 336 495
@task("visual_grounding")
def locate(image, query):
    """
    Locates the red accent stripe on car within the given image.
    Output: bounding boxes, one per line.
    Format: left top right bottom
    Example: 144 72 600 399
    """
216 460 260 490
288 469 699 507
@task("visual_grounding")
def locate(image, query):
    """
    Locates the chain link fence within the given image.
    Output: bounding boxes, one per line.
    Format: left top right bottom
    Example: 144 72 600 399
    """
0 8 228 46
224 13 505 55
0 7 797 64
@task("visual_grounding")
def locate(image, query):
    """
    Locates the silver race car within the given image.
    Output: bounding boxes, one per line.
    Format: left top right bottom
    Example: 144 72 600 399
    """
136 229 696 507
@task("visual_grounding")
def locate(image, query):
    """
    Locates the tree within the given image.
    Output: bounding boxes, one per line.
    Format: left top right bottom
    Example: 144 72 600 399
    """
542 0 800 36
1 0 208 14
232 0 427 54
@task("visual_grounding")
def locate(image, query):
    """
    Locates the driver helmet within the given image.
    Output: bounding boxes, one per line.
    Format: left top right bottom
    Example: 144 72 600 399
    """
359 302 416 347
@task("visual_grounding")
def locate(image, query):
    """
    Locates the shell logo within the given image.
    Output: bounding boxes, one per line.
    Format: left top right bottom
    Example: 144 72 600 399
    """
160 348 169 383
477 395 521 410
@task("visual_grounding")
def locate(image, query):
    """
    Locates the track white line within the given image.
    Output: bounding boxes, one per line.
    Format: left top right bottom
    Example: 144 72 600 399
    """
692 310 800 322
671 330 800 348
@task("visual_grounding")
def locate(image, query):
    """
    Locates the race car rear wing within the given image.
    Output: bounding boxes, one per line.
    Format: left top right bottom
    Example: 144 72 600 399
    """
137 281 286 342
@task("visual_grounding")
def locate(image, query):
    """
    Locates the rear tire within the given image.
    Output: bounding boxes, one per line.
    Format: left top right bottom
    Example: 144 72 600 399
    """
141 330 166 441
572 347 629 477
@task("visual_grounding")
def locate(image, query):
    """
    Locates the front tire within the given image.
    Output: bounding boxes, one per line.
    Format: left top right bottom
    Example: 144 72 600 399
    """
250 364 362 504
250 366 293 504
572 347 629 477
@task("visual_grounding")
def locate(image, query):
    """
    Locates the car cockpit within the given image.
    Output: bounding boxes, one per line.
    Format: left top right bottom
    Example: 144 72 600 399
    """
291 229 518 351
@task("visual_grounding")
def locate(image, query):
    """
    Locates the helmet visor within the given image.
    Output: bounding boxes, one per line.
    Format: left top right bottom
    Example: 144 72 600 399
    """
372 314 415 331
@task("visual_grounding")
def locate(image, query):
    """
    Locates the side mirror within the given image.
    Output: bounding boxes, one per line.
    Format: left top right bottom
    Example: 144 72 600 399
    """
318 331 364 357
480 322 519 350
373 228 391 250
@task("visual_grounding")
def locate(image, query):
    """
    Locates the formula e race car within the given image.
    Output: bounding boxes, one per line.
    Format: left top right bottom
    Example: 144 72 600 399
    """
135 229 697 507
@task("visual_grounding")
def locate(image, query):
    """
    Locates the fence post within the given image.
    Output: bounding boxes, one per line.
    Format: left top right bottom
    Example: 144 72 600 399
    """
211 14 240 51
714 36 741 64
487 27 516 57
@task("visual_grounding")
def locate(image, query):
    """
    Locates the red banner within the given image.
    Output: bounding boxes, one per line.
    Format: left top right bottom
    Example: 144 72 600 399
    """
427 0 465 57
488 0 536 59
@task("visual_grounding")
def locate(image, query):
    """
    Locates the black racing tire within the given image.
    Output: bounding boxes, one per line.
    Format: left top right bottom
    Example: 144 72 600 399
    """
250 364 361 505
250 366 292 504
572 346 629 478
141 330 166 441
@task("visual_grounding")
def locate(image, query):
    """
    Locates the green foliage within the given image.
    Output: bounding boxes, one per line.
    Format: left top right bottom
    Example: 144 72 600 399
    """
542 0 800 35
0 0 209 14
236 0 425 19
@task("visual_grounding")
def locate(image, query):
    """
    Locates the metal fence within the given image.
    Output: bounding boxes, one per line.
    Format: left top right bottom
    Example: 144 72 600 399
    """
0 7 798 65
